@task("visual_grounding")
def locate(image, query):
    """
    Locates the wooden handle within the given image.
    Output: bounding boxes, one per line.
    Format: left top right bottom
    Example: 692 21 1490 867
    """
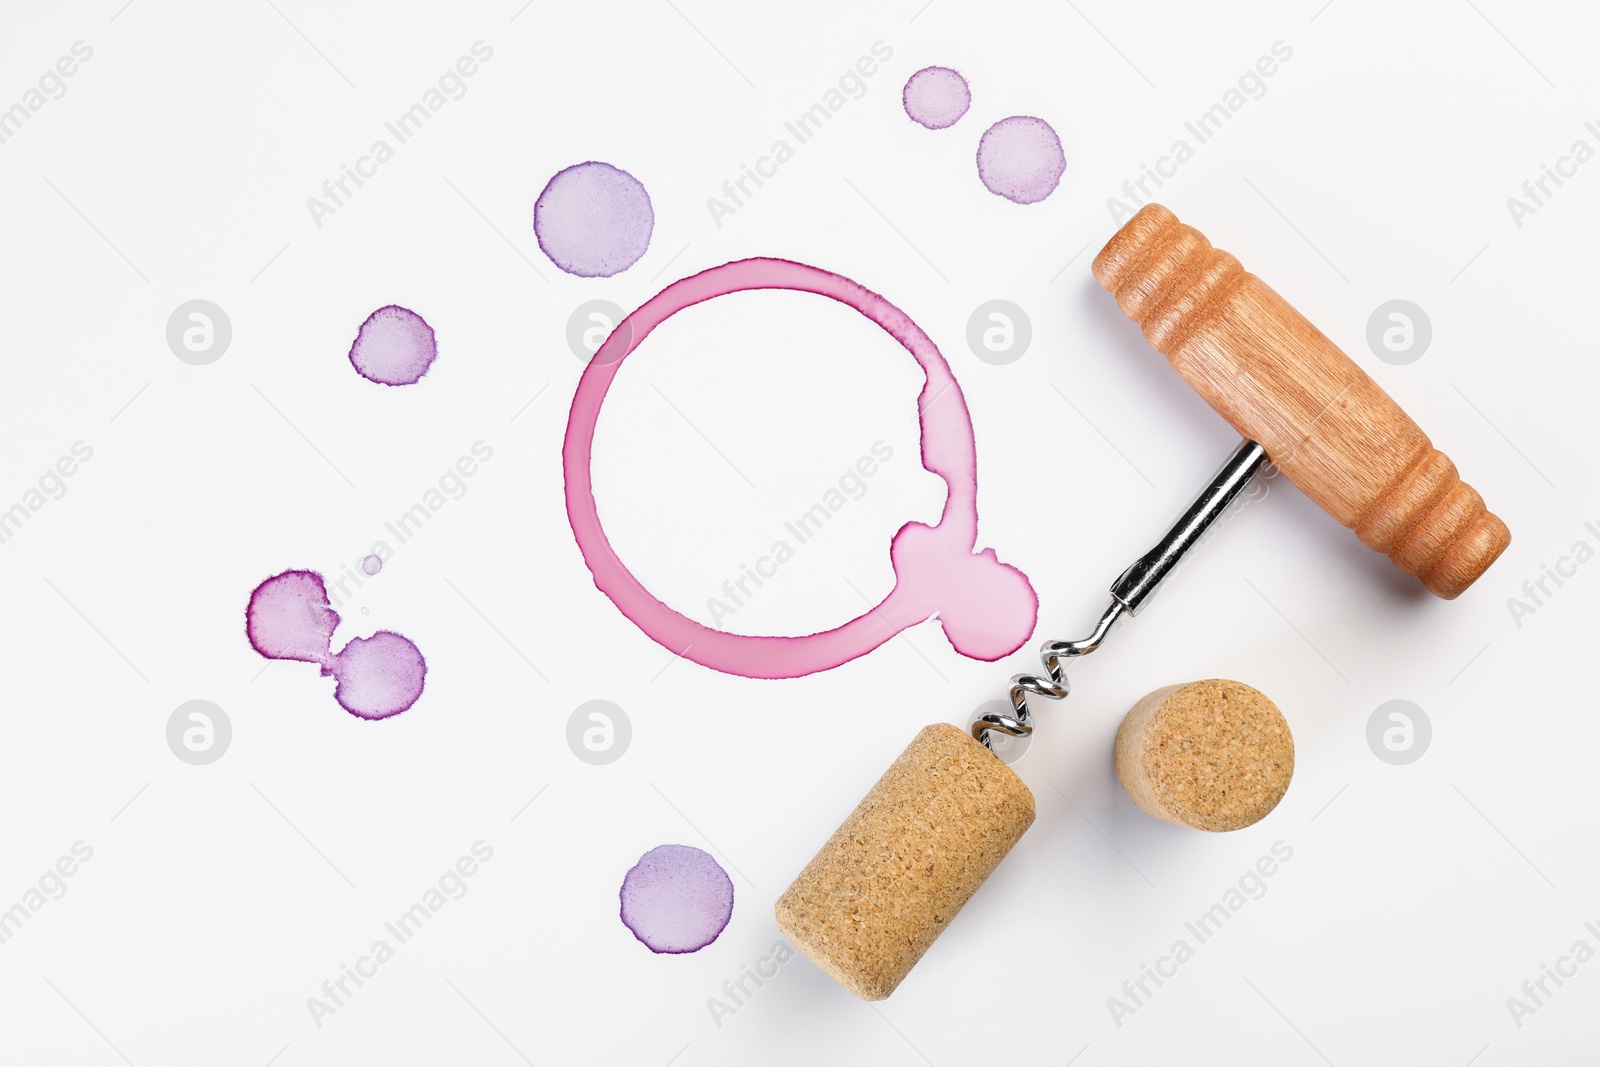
1093 204 1510 599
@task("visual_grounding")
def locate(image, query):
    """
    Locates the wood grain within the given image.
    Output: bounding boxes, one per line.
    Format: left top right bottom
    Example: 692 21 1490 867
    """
1093 203 1510 599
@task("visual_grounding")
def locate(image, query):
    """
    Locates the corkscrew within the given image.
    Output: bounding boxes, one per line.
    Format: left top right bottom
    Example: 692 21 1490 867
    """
777 203 1511 1002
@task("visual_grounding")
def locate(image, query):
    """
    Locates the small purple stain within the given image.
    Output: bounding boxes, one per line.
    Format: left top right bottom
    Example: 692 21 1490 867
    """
903 66 971 130
326 631 426 721
619 844 733 954
534 161 654 278
348 306 437 386
245 570 338 665
246 569 426 720
361 554 383 576
976 116 1066 205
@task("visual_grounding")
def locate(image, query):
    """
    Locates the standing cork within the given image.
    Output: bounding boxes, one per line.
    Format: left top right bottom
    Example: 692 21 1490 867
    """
775 723 1035 1001
1114 680 1293 832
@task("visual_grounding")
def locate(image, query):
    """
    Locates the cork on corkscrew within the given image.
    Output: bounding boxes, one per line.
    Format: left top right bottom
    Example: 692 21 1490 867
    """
1093 203 1510 599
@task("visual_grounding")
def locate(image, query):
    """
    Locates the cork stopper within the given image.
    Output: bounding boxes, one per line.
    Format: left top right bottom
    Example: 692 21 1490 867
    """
775 723 1035 1000
1114 679 1293 831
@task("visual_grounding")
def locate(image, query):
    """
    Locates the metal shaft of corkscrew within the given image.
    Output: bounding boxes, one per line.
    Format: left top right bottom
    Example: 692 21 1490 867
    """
975 438 1270 747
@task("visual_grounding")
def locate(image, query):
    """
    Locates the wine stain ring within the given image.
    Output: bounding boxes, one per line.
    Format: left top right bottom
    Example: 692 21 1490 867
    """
563 257 1037 680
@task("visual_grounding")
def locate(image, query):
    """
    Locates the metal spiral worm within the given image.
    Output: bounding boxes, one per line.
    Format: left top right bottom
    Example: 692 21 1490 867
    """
973 600 1124 749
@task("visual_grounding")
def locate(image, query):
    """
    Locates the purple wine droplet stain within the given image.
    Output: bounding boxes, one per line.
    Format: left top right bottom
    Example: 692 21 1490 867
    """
361 554 383 576
246 570 339 664
534 161 654 278
619 844 733 954
903 66 971 130
246 569 426 720
976 116 1066 205
348 305 437 386
325 631 426 721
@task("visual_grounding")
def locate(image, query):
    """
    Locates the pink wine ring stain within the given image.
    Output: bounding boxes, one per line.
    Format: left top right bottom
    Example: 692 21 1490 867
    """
564 257 1037 680
246 570 426 719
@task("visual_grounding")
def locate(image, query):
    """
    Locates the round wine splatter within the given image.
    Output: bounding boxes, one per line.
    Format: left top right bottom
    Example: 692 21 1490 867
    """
324 631 426 720
245 570 338 664
534 161 654 278
348 305 437 386
976 116 1066 204
246 569 426 720
903 66 971 129
619 844 733 954
361 554 383 576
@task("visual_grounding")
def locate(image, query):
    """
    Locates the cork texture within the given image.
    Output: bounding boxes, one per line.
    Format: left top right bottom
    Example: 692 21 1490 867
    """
1114 679 1294 832
774 723 1035 1001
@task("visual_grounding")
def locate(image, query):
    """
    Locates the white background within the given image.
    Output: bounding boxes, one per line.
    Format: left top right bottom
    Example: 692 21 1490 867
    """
1 0 1596 1064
